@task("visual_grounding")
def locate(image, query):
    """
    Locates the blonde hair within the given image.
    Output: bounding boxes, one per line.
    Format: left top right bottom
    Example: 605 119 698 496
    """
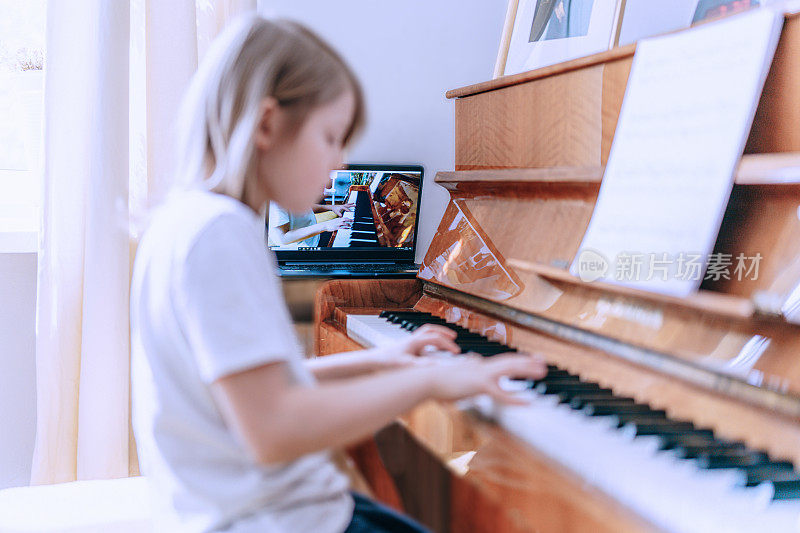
174 15 365 200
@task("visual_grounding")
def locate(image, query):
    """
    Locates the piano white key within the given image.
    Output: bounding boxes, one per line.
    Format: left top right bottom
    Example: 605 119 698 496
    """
347 314 412 347
331 191 358 247
330 229 352 247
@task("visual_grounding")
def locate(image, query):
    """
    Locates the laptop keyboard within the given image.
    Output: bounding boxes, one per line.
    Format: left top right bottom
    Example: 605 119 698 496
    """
281 263 412 273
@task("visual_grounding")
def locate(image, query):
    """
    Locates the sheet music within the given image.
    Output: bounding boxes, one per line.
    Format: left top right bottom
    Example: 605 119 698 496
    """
570 9 783 297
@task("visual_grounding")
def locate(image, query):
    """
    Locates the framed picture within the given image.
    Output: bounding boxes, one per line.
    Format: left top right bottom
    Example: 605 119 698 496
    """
495 0 627 78
692 0 760 23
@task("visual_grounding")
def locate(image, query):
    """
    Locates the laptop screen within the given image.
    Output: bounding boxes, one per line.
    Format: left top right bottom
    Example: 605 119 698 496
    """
268 164 423 262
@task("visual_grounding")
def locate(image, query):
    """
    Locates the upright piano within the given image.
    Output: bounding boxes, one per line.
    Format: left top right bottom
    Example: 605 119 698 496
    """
314 12 800 532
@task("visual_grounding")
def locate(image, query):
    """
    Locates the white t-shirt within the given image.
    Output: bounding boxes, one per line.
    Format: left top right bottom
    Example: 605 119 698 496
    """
131 191 353 533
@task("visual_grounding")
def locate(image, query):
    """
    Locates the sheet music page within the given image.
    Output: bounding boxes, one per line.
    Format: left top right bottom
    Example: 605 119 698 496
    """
570 9 783 297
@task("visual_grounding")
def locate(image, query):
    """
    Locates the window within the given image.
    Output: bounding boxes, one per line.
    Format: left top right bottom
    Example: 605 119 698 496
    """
0 0 46 252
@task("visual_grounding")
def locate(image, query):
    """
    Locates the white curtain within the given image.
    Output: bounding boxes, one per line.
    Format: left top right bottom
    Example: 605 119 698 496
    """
32 0 255 486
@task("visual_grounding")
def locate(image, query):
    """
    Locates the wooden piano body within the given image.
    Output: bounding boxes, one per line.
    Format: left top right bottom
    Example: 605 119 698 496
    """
315 12 800 532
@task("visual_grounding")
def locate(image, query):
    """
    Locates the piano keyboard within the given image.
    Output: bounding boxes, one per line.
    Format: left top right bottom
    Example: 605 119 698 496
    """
346 311 800 533
331 190 379 247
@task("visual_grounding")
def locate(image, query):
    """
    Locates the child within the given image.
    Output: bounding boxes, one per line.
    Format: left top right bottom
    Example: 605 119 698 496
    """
130 14 546 533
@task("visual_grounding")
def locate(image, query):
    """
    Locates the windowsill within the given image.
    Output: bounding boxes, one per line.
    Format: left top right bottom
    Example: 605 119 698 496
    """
0 168 40 253
0 230 37 253
0 213 38 253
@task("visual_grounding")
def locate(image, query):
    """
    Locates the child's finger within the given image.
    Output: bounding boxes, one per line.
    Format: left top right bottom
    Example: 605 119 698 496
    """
418 334 460 354
414 324 457 338
486 382 531 406
488 354 548 380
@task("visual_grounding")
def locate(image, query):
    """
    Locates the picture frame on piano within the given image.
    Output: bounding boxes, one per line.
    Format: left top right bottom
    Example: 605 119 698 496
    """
495 0 627 77
692 0 761 24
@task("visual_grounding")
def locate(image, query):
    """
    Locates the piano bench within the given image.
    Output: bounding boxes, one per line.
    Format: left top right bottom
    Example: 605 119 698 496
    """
0 476 152 532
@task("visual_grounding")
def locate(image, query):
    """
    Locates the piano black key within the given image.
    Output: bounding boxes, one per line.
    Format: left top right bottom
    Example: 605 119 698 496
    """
407 315 444 322
657 433 736 451
381 311 427 318
624 419 709 437
613 412 670 426
696 451 771 469
455 340 506 349
645 428 715 439
673 440 749 458
770 479 800 500
403 318 460 330
541 369 573 379
402 316 442 323
535 382 607 395
388 312 467 330
532 377 583 389
386 312 483 335
567 394 633 408
623 416 693 428
406 318 452 330
452 328 481 337
740 462 797 487
465 346 513 357
700 448 770 460
584 404 664 417
540 369 577 377
456 332 486 340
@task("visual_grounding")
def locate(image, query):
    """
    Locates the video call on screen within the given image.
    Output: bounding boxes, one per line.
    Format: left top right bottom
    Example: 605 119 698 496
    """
267 170 420 250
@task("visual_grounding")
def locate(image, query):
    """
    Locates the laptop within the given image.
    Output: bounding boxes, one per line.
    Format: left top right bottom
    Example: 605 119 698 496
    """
268 163 423 278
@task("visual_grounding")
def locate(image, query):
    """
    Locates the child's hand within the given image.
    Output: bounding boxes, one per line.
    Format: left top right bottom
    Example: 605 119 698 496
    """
427 353 547 405
322 217 352 231
396 324 460 356
330 203 355 217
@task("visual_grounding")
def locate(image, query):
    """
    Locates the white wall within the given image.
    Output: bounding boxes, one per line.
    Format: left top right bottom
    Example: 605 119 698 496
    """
0 253 37 489
259 1 509 261
618 0 699 46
